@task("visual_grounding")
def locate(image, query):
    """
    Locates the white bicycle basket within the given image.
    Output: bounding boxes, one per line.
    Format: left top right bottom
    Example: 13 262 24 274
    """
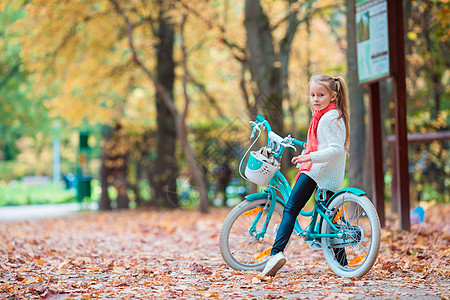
244 147 280 186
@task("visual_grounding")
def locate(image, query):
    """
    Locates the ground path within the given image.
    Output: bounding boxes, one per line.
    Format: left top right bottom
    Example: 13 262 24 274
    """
0 202 98 222
1 205 449 299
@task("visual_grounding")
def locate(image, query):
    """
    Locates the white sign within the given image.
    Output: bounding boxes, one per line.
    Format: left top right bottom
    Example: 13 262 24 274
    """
356 0 390 84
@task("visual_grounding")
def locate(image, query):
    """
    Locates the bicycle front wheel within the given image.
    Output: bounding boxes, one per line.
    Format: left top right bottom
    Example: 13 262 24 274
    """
219 199 284 271
321 193 381 278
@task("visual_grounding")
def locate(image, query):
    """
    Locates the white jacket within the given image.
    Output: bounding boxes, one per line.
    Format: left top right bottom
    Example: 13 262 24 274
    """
302 109 347 192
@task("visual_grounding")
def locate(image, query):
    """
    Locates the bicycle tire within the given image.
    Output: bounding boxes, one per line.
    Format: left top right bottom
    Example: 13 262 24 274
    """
321 193 381 277
219 199 285 271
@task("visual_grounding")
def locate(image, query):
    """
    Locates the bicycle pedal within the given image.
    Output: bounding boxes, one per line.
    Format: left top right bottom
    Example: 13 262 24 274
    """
306 240 322 250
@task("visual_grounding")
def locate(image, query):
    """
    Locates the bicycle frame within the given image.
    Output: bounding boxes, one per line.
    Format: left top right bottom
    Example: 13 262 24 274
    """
245 176 325 241
243 114 367 247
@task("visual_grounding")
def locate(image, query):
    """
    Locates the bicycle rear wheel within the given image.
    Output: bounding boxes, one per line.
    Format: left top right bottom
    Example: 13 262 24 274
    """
219 199 284 271
321 193 381 277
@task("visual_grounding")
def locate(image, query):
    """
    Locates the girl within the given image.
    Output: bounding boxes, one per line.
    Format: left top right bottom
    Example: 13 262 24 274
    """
261 74 350 277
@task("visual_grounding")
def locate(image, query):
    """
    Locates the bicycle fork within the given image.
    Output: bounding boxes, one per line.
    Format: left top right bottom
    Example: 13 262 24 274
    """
247 193 276 241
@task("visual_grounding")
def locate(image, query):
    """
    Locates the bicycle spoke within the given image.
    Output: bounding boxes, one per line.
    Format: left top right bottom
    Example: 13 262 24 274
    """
229 236 253 251
232 214 262 235
233 238 256 256
220 199 284 269
330 201 372 269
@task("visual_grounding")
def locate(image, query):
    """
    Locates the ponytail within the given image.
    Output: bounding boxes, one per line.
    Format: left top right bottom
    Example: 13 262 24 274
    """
308 74 350 152
333 76 350 153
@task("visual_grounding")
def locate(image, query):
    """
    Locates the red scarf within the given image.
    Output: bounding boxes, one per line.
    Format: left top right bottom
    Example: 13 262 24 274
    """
295 102 337 181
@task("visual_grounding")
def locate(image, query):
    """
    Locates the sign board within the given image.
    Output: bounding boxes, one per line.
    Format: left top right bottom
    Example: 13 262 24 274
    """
355 0 390 84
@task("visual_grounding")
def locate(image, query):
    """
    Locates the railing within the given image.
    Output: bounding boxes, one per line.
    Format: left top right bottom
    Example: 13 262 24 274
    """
387 131 450 144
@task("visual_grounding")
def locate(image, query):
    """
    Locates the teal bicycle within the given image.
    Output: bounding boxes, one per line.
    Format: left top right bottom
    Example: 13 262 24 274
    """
219 114 381 278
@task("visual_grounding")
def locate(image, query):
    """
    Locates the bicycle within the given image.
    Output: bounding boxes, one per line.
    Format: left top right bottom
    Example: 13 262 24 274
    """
219 114 381 278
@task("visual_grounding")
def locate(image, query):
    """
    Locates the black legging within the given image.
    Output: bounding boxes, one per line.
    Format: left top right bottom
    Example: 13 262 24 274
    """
271 173 317 255
270 173 348 266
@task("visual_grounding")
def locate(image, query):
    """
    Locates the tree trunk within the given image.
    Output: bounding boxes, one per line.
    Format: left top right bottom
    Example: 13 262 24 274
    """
431 73 441 119
115 147 129 209
131 162 143 207
154 5 179 208
115 177 129 209
305 15 312 80
111 1 208 212
99 145 112 211
346 0 366 190
244 0 284 136
113 124 130 209
179 119 210 213
98 124 130 210
179 14 210 213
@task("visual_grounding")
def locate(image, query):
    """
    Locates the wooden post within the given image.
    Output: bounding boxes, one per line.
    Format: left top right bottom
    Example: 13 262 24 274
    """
368 82 385 227
388 0 410 230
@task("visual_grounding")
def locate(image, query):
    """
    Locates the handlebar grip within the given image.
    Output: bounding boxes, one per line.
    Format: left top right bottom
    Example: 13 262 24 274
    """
256 114 265 123
255 114 272 132
293 139 307 149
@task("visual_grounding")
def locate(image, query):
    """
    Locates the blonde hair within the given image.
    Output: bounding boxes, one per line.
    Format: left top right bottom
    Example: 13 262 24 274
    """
308 74 350 152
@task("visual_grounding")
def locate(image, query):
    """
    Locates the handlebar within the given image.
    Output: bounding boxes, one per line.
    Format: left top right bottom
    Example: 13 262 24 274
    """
250 114 306 158
292 139 307 149
252 114 272 132
255 114 266 123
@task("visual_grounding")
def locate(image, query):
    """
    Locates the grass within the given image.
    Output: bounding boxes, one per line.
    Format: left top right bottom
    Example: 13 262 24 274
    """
0 182 76 207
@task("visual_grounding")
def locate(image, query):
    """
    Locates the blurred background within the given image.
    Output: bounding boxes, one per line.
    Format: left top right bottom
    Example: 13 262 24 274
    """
0 0 448 214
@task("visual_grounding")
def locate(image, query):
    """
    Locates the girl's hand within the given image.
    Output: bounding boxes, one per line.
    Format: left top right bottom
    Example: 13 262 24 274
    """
291 154 311 165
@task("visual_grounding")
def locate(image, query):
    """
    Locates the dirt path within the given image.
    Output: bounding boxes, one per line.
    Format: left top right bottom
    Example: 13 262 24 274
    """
1 205 449 299
0 203 98 222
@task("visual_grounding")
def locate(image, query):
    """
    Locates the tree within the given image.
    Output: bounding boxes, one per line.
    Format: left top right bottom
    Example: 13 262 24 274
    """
244 0 320 136
405 0 449 119
13 0 181 209
0 4 48 161
244 0 283 135
99 123 130 210
9 0 359 211
153 0 179 208
110 1 211 212
403 0 449 203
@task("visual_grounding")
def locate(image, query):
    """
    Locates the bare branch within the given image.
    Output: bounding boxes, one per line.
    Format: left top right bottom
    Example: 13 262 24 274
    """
239 63 254 118
51 10 114 58
188 75 225 119
274 2 342 47
279 2 301 56
271 0 302 31
108 0 178 118
180 1 246 63
179 12 210 213
0 64 20 91
180 13 189 123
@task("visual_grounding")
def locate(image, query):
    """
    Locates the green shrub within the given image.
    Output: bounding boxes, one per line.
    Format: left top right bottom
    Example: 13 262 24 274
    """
0 182 76 207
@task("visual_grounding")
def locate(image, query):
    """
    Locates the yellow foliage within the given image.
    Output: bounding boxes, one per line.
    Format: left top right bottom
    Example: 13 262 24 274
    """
9 0 347 133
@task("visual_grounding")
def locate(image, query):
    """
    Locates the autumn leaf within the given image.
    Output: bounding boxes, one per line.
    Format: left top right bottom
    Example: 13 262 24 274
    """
0 205 449 299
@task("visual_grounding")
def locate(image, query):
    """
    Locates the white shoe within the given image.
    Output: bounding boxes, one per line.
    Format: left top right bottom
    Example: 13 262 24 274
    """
261 253 286 277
